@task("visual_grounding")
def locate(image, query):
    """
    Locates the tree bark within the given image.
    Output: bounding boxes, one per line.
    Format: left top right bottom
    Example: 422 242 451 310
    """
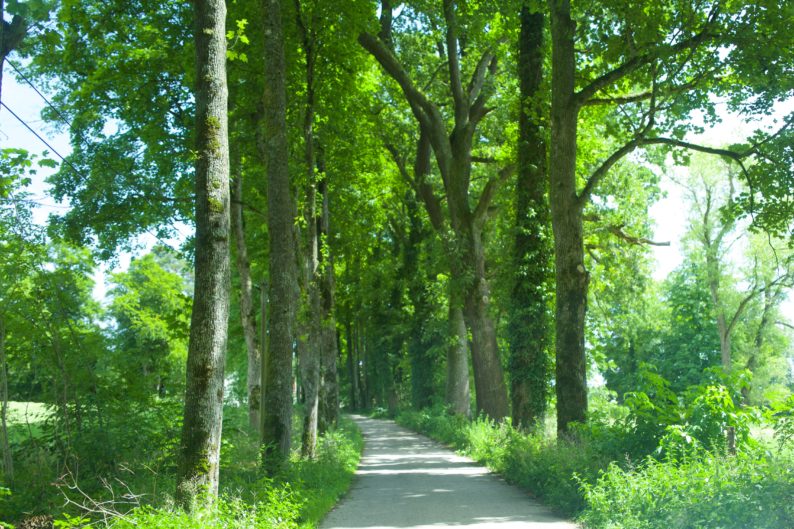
318 174 339 431
261 0 297 467
0 313 12 481
230 149 261 431
460 227 509 418
345 320 359 410
176 0 230 504
549 0 588 435
509 3 551 430
299 326 319 457
446 292 471 416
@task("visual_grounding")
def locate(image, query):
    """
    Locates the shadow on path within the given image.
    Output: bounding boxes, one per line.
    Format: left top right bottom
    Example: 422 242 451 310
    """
320 415 578 529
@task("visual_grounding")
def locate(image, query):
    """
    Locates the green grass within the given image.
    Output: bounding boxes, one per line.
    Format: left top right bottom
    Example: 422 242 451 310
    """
5 401 50 444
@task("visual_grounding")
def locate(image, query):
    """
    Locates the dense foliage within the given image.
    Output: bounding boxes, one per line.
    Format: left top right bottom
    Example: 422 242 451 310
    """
1 0 792 525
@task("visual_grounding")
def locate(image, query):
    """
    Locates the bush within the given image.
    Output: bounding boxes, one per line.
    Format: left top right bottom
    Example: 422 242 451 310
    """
580 451 794 529
45 416 362 529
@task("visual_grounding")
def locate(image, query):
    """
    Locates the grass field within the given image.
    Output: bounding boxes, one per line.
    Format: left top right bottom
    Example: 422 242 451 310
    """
5 401 50 443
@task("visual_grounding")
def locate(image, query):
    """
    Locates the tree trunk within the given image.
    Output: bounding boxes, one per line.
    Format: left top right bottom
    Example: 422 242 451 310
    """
744 286 774 404
346 320 359 410
446 292 470 416
549 0 588 435
299 325 319 457
509 3 550 431
460 227 509 419
317 156 339 431
360 323 370 409
298 120 322 458
0 313 12 482
176 0 230 504
231 149 261 431
261 0 297 468
403 141 436 410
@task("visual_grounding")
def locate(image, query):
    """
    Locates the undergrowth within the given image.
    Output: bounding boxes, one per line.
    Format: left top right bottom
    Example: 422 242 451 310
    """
1 406 362 529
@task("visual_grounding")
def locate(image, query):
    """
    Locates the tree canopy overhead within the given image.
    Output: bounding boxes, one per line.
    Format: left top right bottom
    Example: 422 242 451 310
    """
0 0 792 523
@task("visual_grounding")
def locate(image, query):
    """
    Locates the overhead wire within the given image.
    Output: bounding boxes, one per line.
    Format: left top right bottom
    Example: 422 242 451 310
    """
7 60 76 132
1 73 191 256
0 100 85 179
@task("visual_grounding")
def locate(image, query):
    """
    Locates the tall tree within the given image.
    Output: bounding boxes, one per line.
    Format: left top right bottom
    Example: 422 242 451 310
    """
360 1 510 418
230 147 262 431
175 0 230 505
508 2 551 430
261 0 298 466
317 164 340 431
546 0 791 433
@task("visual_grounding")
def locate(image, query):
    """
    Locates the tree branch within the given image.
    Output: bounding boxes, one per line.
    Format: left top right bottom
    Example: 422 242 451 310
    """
468 50 495 103
577 137 642 206
473 164 515 227
358 31 435 128
606 225 670 246
442 0 467 122
575 20 716 107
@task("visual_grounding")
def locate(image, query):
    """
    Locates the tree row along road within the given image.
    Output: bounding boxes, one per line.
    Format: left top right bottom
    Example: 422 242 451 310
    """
321 416 578 529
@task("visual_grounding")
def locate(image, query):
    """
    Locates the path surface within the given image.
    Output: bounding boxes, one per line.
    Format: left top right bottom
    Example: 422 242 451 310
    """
321 416 579 529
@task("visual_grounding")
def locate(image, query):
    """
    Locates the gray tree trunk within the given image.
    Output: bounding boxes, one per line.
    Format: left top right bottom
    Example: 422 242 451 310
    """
346 321 359 410
446 293 471 416
549 0 588 435
460 228 509 418
231 151 261 431
318 176 339 431
176 0 230 504
261 0 298 467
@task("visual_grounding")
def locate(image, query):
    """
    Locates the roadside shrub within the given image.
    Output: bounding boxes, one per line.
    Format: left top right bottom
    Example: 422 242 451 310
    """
580 450 794 529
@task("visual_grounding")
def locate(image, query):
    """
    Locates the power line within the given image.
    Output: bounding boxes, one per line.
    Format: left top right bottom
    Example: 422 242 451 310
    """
0 100 85 179
6 60 75 132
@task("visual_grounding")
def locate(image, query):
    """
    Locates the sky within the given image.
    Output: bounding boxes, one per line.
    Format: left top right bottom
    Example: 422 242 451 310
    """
0 64 170 299
1 59 791 318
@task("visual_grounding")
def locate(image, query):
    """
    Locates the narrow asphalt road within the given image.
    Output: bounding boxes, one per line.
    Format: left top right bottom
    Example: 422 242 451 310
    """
321 415 579 529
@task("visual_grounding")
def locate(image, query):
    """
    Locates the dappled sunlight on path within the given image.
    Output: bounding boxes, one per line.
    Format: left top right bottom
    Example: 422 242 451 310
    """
320 416 578 529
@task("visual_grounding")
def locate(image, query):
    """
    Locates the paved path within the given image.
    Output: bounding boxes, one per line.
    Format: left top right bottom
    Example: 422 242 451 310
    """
321 415 579 529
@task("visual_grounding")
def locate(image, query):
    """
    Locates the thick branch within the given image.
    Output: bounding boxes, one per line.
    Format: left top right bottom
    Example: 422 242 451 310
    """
442 0 467 122
575 23 715 107
577 137 642 205
584 213 670 246
579 134 755 207
473 164 515 227
468 50 495 102
378 0 393 49
607 226 670 246
358 32 434 127
641 137 747 160
584 77 712 106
